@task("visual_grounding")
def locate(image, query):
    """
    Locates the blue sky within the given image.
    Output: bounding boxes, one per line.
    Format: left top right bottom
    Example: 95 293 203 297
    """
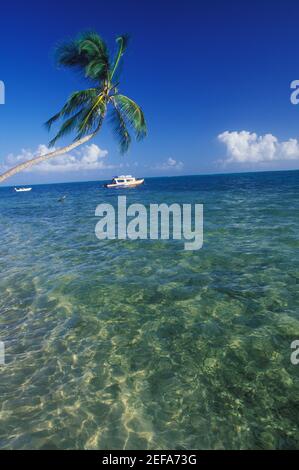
1 0 299 185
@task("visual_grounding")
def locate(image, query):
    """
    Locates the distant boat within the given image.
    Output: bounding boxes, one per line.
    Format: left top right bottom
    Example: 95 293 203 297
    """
14 187 32 192
104 175 144 189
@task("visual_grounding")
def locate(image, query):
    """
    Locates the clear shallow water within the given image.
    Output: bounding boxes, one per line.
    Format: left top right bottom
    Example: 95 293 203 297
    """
0 171 299 450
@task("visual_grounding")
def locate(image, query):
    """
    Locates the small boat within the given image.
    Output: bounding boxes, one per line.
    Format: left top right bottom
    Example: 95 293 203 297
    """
104 175 144 189
14 187 32 192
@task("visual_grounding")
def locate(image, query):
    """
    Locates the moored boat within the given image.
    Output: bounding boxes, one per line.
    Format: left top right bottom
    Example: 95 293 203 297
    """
14 187 32 192
104 176 144 189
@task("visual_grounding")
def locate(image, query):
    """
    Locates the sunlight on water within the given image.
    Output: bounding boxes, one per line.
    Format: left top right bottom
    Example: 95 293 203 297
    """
0 172 299 449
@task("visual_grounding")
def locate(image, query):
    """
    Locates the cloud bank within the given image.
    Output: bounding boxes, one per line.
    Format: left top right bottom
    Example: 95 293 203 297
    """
218 131 299 164
1 143 115 173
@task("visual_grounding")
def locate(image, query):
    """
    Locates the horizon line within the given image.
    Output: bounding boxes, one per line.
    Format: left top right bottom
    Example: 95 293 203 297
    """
0 167 298 188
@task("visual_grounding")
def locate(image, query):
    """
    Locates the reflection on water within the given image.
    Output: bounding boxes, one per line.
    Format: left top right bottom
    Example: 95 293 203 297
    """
0 172 299 449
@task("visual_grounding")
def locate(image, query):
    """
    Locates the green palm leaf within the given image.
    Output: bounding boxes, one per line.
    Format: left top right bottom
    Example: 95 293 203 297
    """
113 94 147 140
79 32 110 81
110 100 131 153
56 32 110 82
55 39 88 70
45 88 99 130
49 109 86 146
76 96 106 138
79 32 109 59
110 35 130 80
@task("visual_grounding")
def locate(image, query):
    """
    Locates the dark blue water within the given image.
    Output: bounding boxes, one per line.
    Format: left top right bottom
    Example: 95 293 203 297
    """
0 171 299 449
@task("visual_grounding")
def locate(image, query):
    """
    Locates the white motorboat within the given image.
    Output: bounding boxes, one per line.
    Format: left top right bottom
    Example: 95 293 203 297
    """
14 187 32 192
104 175 144 189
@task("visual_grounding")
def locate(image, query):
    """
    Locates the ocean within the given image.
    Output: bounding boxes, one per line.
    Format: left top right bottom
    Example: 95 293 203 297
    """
0 171 298 449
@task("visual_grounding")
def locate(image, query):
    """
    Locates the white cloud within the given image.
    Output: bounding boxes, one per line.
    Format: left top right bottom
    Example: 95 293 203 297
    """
218 130 299 164
152 157 184 171
0 143 116 173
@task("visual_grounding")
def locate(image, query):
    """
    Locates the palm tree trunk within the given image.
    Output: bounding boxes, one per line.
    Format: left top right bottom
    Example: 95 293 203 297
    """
0 132 97 184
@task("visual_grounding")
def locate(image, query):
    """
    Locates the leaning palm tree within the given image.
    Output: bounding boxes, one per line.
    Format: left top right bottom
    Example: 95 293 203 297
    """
0 32 146 183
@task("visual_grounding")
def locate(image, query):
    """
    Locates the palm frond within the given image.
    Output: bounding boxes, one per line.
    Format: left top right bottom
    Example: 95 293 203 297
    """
75 110 104 140
110 35 130 79
84 59 108 81
78 32 109 59
45 88 99 130
55 32 110 82
64 89 99 112
78 32 110 81
55 39 88 70
76 94 106 135
110 100 131 153
49 109 86 147
45 111 63 131
113 94 146 140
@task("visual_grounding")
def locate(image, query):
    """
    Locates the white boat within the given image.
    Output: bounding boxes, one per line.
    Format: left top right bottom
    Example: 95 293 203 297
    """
14 187 32 192
104 175 144 189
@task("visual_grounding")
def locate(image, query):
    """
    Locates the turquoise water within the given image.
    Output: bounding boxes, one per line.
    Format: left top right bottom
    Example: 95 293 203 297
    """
0 171 299 449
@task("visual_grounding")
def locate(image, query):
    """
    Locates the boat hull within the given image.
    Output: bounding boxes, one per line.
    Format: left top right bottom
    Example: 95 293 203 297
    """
14 188 32 192
105 179 144 189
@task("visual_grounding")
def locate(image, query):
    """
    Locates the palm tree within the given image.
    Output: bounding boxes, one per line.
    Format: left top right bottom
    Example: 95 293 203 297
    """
0 32 146 183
